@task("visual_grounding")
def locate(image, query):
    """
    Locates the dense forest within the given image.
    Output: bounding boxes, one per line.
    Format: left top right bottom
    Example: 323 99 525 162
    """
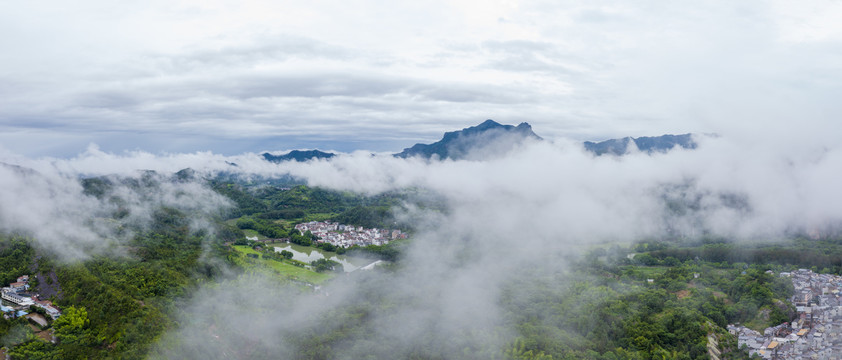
237 247 791 360
211 182 416 229
0 176 822 359
0 207 232 358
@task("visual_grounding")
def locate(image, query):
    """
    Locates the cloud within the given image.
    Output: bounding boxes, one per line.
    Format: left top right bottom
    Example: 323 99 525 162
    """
0 155 232 261
4 1 842 156
139 130 842 357
3 126 842 357
6 129 840 239
3 0 842 354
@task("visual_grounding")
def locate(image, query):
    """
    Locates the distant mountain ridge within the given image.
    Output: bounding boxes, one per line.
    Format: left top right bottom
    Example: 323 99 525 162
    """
262 149 336 163
259 122 696 162
583 134 696 156
394 119 542 160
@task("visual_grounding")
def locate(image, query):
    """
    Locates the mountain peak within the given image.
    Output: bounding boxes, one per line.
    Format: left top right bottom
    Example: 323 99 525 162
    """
476 119 502 129
395 120 542 160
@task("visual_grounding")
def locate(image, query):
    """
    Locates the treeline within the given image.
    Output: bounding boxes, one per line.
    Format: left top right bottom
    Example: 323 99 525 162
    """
648 241 842 274
255 186 404 216
209 182 268 217
345 242 402 262
235 217 289 239
212 183 401 219
255 209 306 220
211 182 412 230
332 205 397 230
234 217 319 246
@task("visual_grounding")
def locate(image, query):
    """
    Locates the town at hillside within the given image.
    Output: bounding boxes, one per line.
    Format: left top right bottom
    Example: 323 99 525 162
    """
1 274 62 342
729 269 842 359
294 221 407 248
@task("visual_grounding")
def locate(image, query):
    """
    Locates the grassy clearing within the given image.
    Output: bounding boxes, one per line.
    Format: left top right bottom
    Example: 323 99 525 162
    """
231 245 332 284
241 229 267 240
233 245 261 256
301 213 338 222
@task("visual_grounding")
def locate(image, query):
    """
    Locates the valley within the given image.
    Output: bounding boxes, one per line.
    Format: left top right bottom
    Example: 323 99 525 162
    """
4 1 840 358
0 120 838 359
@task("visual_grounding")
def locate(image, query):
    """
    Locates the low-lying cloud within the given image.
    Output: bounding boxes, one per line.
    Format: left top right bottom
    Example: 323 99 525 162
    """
0 157 232 260
3 131 842 357
148 133 842 358
4 132 841 256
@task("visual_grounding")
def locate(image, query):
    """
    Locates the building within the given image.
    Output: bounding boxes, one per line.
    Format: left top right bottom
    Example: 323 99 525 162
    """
8 282 26 292
1 289 34 306
34 298 61 319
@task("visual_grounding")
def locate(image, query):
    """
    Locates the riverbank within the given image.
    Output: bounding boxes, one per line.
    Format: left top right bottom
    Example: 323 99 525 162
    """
231 245 332 285
268 242 373 272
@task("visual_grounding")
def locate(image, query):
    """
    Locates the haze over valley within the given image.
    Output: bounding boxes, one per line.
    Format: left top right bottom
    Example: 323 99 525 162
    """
2 1 842 359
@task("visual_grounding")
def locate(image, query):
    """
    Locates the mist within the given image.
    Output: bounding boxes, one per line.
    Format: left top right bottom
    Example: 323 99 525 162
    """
165 134 839 358
3 129 842 358
0 158 232 261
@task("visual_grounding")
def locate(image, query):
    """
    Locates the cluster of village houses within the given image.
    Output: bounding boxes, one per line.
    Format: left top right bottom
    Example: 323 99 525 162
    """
728 269 842 359
294 221 407 248
1 275 61 322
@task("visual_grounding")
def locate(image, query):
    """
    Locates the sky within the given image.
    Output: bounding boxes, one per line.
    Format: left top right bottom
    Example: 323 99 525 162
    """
2 0 842 157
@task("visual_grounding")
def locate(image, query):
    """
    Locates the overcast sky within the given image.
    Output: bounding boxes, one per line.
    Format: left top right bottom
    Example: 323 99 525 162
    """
2 0 841 157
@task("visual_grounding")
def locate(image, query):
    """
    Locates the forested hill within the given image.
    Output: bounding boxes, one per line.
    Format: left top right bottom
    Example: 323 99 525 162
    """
0 144 793 360
0 168 822 360
210 182 418 231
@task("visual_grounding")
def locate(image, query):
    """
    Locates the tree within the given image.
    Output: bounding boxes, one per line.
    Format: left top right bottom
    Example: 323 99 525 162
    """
310 259 343 273
8 339 57 360
53 306 89 345
633 253 660 266
280 250 294 259
51 306 93 359
663 257 680 266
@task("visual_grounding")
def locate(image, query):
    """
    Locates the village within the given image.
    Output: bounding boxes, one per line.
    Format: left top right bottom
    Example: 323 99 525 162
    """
0 274 62 345
294 221 407 248
728 269 842 359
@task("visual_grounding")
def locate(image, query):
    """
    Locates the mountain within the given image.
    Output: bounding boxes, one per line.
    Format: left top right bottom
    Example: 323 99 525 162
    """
583 134 696 156
0 162 38 176
262 149 336 163
258 125 693 161
394 119 542 160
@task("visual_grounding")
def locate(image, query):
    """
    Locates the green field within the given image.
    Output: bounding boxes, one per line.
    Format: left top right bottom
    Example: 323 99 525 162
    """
301 212 338 222
231 245 332 284
241 229 267 240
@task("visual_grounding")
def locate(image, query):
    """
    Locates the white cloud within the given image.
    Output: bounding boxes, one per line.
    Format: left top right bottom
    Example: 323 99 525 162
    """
2 1 841 156
3 123 842 356
141 131 842 357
